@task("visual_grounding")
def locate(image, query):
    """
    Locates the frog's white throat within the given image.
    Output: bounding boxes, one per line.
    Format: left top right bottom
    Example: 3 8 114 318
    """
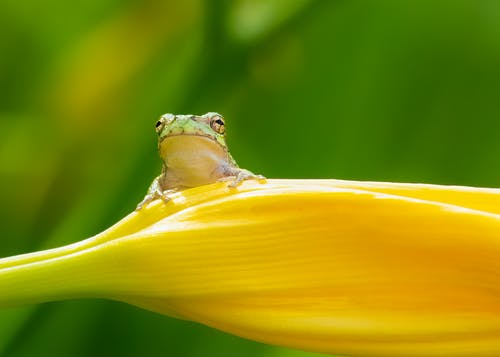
160 135 230 188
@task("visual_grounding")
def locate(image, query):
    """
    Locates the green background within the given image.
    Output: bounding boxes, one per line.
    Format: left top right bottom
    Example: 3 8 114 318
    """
1 0 500 356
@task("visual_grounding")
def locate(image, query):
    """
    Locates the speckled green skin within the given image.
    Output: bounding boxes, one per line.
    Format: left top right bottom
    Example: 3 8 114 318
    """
158 113 230 153
136 112 264 210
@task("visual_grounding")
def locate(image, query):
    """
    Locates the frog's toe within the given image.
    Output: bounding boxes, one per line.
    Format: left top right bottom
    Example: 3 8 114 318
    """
254 174 267 183
158 189 177 203
159 193 172 203
227 178 242 189
136 196 153 211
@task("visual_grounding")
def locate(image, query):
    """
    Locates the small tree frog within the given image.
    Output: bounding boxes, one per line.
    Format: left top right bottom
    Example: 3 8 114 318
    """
137 112 264 210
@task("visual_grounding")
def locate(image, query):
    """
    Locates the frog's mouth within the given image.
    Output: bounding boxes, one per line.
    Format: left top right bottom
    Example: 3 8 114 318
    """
159 129 226 151
159 133 228 161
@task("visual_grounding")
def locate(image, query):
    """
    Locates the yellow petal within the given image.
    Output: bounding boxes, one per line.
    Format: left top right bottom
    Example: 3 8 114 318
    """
2 179 500 357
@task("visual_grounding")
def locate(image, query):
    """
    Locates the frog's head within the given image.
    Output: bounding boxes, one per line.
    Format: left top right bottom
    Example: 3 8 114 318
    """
155 112 229 157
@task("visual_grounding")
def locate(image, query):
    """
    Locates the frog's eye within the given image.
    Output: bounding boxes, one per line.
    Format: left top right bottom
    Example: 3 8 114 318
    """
210 116 225 134
155 114 175 133
155 118 165 134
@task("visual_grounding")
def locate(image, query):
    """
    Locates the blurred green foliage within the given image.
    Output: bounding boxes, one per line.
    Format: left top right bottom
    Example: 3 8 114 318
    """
1 0 500 356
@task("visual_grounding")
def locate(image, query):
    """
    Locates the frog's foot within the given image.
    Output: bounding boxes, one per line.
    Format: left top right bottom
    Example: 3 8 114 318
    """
158 189 177 202
136 189 176 211
219 169 266 189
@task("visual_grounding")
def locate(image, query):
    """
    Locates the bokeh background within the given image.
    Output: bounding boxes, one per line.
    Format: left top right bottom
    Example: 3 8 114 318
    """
1 0 500 356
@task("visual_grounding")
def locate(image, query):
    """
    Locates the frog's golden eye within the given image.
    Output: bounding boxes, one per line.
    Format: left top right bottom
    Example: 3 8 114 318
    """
210 116 225 134
155 118 165 133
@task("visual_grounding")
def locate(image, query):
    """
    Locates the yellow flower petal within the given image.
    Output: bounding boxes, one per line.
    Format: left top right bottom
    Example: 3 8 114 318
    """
1 179 500 357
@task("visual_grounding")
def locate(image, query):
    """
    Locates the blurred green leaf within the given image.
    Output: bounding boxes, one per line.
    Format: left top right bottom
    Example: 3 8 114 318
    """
1 0 500 356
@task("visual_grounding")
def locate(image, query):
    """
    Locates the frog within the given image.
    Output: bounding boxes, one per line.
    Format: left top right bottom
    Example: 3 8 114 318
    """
136 112 265 210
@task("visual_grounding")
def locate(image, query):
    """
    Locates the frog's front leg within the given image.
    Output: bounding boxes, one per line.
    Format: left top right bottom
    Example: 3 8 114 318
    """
218 167 266 188
136 176 176 211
